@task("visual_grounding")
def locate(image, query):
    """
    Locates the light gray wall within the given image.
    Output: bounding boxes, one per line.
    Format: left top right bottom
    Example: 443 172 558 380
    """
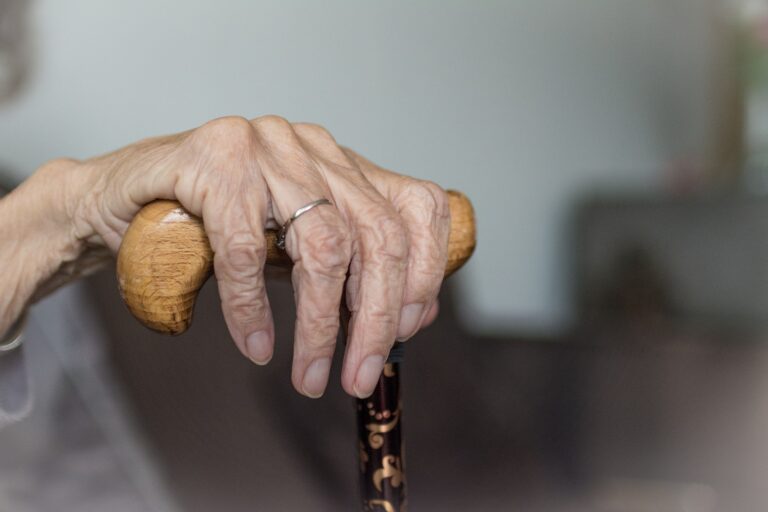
0 0 728 334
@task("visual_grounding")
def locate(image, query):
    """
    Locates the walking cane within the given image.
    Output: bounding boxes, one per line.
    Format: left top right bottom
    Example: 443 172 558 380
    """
116 189 476 511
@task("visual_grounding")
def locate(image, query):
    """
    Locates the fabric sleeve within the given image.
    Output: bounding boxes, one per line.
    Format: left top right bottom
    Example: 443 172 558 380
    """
0 331 32 430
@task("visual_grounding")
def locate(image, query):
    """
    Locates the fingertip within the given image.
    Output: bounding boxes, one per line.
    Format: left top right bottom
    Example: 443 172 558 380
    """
396 299 440 341
245 329 274 365
297 357 332 398
352 354 385 399
420 301 440 328
396 302 425 341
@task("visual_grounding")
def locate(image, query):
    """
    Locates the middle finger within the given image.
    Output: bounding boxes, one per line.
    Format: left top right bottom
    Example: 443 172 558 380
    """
292 125 410 398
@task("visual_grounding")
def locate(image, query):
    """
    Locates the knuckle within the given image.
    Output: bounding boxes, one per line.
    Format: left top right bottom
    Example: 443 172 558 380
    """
39 157 81 174
225 291 268 319
407 236 448 296
219 233 266 277
294 122 335 142
294 123 351 166
397 180 450 278
196 116 255 146
224 296 269 329
252 114 294 138
366 305 400 335
302 223 352 276
421 180 450 214
402 180 449 218
218 260 269 327
298 311 340 349
369 210 408 262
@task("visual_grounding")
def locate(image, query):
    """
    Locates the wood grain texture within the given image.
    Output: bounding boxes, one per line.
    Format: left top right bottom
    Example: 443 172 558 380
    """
445 190 476 277
117 190 476 334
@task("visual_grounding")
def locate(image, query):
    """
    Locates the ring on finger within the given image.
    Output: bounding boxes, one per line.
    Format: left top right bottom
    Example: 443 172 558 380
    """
277 198 334 250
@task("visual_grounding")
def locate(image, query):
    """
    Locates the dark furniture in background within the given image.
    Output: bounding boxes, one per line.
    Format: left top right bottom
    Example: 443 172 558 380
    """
83 193 768 511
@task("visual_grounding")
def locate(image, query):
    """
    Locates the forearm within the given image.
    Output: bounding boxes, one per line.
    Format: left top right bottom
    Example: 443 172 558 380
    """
0 159 102 333
0 114 454 400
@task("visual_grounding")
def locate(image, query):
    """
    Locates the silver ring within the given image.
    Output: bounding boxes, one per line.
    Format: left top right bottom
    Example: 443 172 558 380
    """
277 198 333 250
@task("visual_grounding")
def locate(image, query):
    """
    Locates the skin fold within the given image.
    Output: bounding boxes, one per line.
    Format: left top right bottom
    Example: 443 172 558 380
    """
0 115 448 399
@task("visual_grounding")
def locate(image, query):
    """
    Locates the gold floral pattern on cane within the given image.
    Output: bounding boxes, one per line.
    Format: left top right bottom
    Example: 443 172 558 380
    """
383 363 396 377
366 499 396 512
366 409 401 449
373 455 403 492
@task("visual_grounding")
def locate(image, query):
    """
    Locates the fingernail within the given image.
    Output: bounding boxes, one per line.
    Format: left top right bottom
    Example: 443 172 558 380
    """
302 358 332 398
397 303 424 341
245 331 272 365
353 354 385 398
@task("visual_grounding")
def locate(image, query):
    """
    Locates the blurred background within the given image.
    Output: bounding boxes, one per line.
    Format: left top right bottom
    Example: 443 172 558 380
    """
2 0 768 511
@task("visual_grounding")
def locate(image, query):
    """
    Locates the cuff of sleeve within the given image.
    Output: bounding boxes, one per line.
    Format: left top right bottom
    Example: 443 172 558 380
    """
0 314 26 355
0 314 31 428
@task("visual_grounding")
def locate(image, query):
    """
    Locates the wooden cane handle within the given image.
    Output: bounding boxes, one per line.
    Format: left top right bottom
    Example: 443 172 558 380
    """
117 190 476 335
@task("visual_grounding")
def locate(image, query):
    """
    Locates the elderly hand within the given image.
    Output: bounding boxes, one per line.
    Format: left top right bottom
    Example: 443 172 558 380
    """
0 116 450 398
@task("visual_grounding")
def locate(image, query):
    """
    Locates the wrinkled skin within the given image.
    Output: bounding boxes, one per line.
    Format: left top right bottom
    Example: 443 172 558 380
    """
0 115 449 399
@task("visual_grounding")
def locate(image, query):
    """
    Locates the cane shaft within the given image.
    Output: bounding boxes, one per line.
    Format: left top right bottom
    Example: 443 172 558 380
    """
357 362 405 512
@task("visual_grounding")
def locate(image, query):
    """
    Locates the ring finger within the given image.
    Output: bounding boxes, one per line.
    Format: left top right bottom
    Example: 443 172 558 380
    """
252 116 352 398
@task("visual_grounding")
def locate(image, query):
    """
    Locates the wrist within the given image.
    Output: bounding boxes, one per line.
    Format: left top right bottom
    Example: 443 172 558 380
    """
14 157 87 255
0 158 90 328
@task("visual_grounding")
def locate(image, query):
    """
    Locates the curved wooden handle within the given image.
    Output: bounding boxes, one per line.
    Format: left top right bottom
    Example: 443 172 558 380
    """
117 190 476 335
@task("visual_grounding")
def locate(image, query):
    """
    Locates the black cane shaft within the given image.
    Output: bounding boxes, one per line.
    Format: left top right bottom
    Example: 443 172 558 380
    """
357 361 406 511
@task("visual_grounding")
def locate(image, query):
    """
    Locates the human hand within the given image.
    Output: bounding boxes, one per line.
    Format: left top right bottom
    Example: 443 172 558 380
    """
25 116 450 398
